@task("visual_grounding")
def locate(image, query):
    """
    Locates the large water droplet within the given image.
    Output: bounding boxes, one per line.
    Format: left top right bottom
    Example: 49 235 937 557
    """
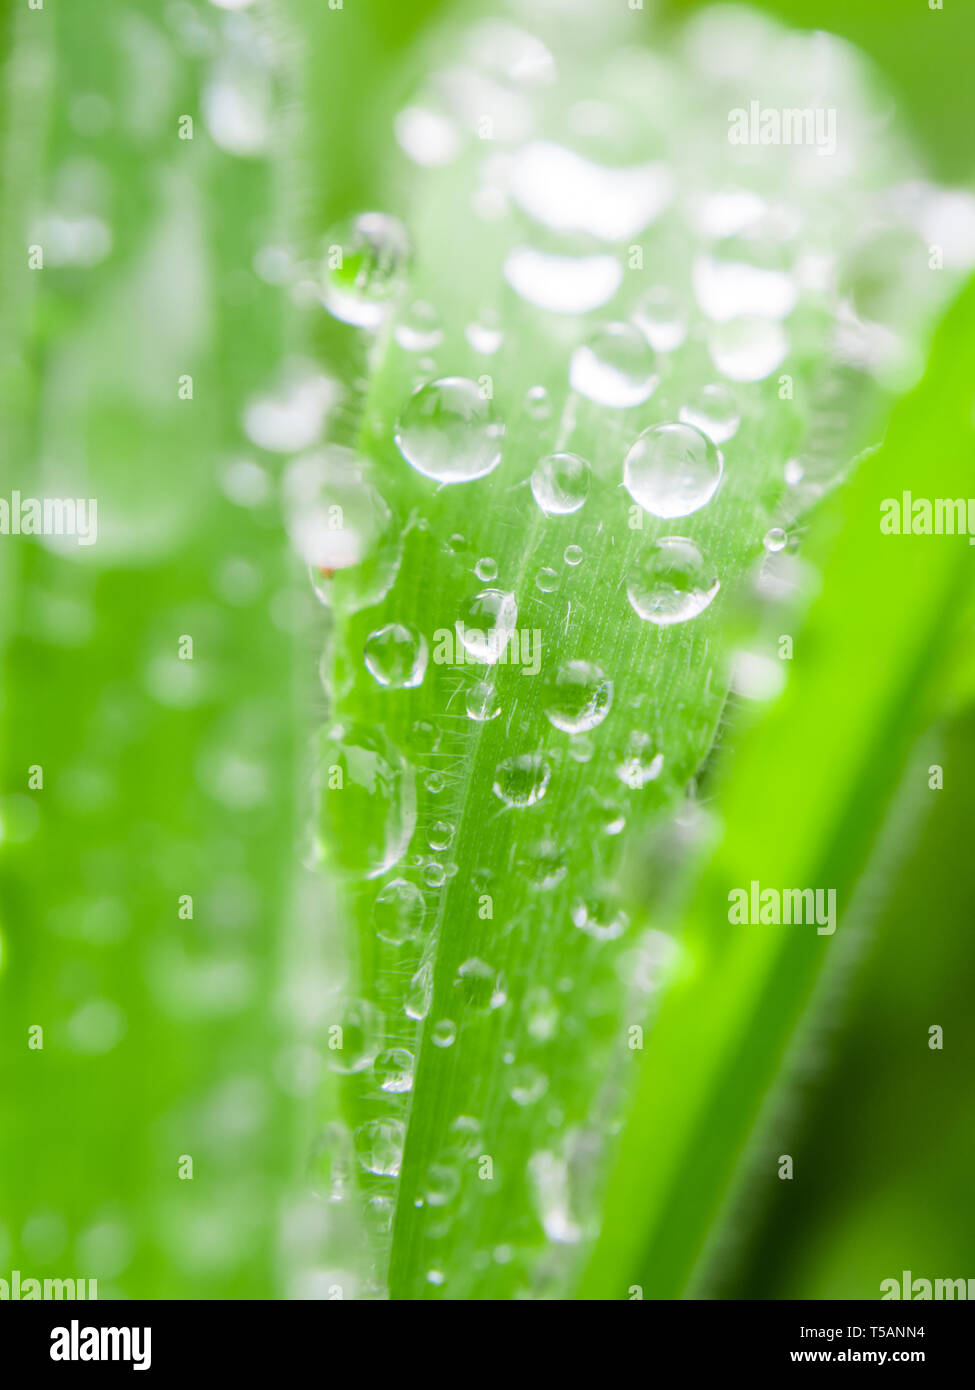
544 660 613 733
570 323 658 407
374 1047 415 1094
372 878 425 945
626 538 720 625
454 958 506 1012
364 623 428 689
314 724 416 878
322 212 411 329
456 589 518 665
678 383 740 444
493 754 551 807
530 452 591 516
395 377 504 483
623 422 723 518
355 1118 406 1176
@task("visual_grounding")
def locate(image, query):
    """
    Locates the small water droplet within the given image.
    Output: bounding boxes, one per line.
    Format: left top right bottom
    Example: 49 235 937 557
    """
678 383 740 445
623 422 723 519
517 837 568 890
428 821 454 852
763 526 788 552
457 589 518 664
364 623 428 688
571 889 628 941
570 323 658 408
314 724 416 878
322 212 411 329
431 1019 456 1048
454 958 506 1012
563 544 583 566
422 861 446 889
466 312 504 355
405 959 434 1020
424 1161 461 1207
394 299 443 352
474 556 498 582
626 537 719 625
493 754 551 808
465 680 501 722
544 660 612 733
374 1047 415 1093
535 567 559 593
508 1064 548 1106
525 385 552 421
530 452 591 516
616 732 664 789
395 377 504 483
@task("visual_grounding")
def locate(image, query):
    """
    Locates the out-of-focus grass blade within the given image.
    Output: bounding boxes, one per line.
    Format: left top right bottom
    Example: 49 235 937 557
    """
581 274 975 1299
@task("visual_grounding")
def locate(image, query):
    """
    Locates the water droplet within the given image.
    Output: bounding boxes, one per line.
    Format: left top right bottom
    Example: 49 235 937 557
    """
626 537 719 625
517 837 568 890
508 1064 548 1106
530 452 591 516
428 822 454 852
283 448 401 610
679 383 740 445
763 526 787 552
623 422 723 519
493 754 551 808
355 1118 406 1176
571 890 628 941
466 312 504 355
784 458 804 486
431 1019 456 1048
707 316 787 382
524 987 559 1040
322 212 411 329
570 323 658 408
372 878 425 946
508 141 673 242
395 377 504 483
314 724 416 879
457 589 518 665
374 1047 415 1093
465 680 501 722
394 299 443 352
527 1150 580 1244
424 771 446 795
474 556 498 582
328 1000 382 1075
447 1115 482 1158
544 660 613 733
422 861 446 889
364 623 428 689
394 105 460 168
633 285 688 353
535 567 559 593
245 366 336 453
563 544 583 566
525 385 552 421
454 958 506 1012
616 732 664 789
504 246 622 314
424 1161 461 1207
405 959 434 1020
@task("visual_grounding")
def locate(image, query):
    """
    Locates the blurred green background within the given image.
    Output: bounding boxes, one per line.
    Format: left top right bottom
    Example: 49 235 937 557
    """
1 0 972 1299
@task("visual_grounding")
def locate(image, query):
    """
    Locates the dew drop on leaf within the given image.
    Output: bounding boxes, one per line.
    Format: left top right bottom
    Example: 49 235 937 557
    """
569 322 658 407
626 537 719 625
395 377 504 483
623 422 723 519
493 754 551 807
530 452 591 516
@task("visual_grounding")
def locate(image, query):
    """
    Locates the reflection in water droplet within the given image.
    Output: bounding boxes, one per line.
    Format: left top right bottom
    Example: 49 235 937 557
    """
457 589 518 665
355 1118 406 1176
570 323 658 407
623 422 723 519
321 212 411 329
544 660 612 733
396 377 504 483
374 1047 415 1093
465 680 501 722
627 537 719 625
493 754 551 807
679 383 740 444
372 878 425 945
364 623 428 689
530 453 591 516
